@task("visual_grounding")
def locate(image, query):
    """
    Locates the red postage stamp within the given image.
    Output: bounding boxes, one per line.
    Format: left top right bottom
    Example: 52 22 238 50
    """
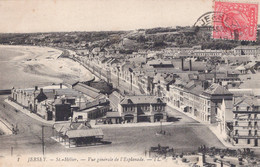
213 1 258 41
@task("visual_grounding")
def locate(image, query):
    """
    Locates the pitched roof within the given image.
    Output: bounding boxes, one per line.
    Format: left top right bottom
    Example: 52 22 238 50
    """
53 98 70 105
245 62 256 69
55 89 80 97
35 91 48 102
66 128 103 138
235 96 260 107
83 98 109 110
235 65 246 70
185 81 195 89
120 96 164 104
172 60 207 71
109 91 123 108
189 84 204 96
148 59 172 65
203 84 232 95
73 83 100 99
54 122 91 134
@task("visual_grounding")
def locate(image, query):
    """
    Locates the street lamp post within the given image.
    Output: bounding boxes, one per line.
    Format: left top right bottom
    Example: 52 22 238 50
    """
42 125 45 156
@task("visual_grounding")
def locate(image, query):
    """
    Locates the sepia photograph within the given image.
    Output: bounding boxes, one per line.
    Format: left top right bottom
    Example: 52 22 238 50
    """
0 0 259 166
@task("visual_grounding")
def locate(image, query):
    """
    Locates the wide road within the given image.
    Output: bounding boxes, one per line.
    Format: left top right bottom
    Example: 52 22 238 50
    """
110 72 142 95
74 56 142 95
0 95 226 157
0 95 61 156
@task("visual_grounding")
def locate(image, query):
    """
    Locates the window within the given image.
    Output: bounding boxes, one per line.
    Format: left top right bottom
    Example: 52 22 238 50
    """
235 114 238 118
249 130 252 136
78 115 83 119
248 139 251 144
248 121 252 127
236 106 239 111
255 114 257 119
255 130 258 136
247 106 250 111
235 121 238 126
235 138 238 144
248 114 251 119
235 130 238 135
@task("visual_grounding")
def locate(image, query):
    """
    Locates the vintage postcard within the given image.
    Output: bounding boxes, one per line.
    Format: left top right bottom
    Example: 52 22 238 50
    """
0 0 259 167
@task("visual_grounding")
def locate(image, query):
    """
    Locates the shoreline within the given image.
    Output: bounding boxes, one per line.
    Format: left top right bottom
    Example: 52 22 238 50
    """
0 45 94 89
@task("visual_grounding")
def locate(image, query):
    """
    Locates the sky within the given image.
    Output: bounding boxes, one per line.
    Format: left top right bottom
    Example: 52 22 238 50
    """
0 0 259 33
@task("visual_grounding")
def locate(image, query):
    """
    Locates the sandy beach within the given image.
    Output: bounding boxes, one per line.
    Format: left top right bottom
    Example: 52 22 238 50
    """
0 45 94 89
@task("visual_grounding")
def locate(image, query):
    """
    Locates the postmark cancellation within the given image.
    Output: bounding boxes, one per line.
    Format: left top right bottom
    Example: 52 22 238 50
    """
212 1 258 41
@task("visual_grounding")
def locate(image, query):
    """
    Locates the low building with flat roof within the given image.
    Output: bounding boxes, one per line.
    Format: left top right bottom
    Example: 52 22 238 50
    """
53 122 104 147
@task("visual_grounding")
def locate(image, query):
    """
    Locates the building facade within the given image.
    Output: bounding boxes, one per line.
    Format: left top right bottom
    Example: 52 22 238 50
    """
233 46 260 56
167 82 233 124
118 96 167 123
232 97 260 147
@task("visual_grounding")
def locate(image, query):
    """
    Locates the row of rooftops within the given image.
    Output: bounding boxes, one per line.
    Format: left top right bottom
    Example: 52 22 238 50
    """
13 82 107 107
115 57 257 75
234 96 260 107
80 45 260 55
233 46 260 50
14 84 80 96
172 80 233 97
78 45 260 64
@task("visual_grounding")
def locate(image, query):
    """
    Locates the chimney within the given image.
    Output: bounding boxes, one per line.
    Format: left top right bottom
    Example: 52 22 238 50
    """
60 83 62 89
181 58 184 71
40 88 43 93
61 99 65 104
189 59 192 71
35 86 38 91
203 81 209 90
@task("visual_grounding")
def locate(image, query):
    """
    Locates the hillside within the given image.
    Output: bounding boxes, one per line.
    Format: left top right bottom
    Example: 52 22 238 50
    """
0 26 259 51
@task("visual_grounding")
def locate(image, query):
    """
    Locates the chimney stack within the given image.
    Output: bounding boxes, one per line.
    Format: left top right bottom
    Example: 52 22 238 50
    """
181 58 184 71
203 81 209 90
60 83 62 89
40 88 43 93
35 86 38 91
189 59 192 71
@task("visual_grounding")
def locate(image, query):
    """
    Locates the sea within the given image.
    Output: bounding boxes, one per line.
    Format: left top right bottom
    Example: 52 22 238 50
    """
0 46 63 90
